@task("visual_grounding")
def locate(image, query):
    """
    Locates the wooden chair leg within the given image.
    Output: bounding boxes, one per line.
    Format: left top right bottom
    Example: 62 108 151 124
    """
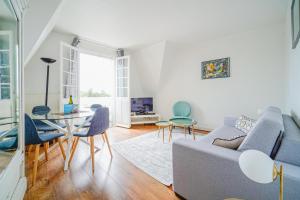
104 132 113 157
90 136 95 173
58 138 66 160
69 137 79 166
157 127 160 137
44 142 49 161
184 126 187 138
28 145 33 153
33 144 40 186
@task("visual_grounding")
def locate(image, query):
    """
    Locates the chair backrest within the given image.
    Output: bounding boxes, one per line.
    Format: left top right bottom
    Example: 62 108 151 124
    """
32 105 51 115
173 101 191 117
87 107 109 136
90 104 102 111
25 114 42 145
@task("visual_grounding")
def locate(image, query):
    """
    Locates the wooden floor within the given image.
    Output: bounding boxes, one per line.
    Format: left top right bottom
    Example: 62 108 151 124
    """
24 125 206 200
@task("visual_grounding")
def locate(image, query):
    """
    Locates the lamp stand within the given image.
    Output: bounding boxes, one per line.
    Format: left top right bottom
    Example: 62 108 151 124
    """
40 57 56 107
273 164 284 200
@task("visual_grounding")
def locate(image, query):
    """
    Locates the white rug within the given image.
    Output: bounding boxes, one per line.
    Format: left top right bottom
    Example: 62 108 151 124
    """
112 129 203 186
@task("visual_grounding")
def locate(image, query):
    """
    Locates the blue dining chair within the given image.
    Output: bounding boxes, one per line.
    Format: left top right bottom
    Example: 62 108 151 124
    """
74 104 102 128
69 107 112 173
0 128 18 151
25 114 66 185
32 105 66 132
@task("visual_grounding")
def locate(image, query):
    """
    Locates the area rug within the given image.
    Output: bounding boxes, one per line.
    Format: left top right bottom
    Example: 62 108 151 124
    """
112 129 203 186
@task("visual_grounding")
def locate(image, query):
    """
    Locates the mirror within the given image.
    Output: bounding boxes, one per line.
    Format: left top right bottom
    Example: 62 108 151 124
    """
0 0 20 174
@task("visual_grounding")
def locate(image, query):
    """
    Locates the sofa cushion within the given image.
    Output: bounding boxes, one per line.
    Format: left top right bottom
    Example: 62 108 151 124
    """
275 115 300 166
235 115 256 134
212 135 246 150
238 107 283 156
199 125 244 144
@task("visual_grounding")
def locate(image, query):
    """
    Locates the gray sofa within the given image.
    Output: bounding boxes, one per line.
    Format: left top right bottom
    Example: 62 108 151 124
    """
173 107 300 200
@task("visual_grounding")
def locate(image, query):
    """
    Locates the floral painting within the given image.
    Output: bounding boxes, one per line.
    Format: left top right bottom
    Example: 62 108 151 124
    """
201 57 230 79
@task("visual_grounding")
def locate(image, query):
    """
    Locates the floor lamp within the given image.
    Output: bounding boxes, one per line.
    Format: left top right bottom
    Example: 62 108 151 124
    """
40 57 56 106
239 150 284 200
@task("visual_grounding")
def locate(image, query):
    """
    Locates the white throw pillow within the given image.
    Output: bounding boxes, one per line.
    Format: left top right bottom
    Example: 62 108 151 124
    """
235 115 256 134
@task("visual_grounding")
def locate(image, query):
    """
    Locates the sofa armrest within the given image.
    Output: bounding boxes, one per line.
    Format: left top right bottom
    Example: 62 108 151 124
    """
172 139 287 200
224 116 238 127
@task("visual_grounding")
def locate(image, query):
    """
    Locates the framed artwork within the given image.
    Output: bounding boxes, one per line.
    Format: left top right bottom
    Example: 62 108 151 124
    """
292 0 300 49
201 57 230 79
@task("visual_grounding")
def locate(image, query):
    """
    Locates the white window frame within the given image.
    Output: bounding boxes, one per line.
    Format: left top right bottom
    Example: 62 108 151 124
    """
0 31 13 101
59 42 80 111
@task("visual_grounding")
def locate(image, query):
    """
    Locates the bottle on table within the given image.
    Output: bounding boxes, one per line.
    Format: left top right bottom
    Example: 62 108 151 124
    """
69 95 73 104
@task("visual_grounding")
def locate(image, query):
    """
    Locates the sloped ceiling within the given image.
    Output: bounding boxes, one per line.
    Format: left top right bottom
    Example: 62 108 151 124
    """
55 0 288 49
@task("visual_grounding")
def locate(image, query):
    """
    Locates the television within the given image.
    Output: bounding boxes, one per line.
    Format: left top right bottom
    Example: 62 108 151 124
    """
131 97 153 114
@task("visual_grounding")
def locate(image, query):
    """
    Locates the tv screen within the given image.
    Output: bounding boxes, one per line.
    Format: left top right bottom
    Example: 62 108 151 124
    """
131 97 153 113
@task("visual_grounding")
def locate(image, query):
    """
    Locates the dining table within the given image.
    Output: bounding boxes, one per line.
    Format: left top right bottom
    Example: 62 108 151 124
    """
31 110 94 171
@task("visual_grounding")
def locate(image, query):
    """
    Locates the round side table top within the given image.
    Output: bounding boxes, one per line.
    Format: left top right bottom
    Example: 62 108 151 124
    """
155 121 171 127
170 118 197 127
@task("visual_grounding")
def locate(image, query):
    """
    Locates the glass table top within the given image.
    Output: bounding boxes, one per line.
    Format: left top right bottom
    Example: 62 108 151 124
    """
31 110 94 121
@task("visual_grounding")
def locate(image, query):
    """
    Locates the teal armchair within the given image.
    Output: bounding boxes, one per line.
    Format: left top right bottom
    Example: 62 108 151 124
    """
170 101 193 134
171 101 192 120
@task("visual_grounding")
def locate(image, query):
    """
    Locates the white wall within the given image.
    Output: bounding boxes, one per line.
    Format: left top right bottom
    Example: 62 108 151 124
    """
24 31 74 113
152 24 286 130
285 0 300 117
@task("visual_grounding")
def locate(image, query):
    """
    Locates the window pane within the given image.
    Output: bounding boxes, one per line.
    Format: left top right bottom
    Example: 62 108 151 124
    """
70 49 78 61
63 59 71 72
0 34 9 49
1 85 10 99
0 67 9 76
0 75 9 83
0 51 9 65
117 68 128 77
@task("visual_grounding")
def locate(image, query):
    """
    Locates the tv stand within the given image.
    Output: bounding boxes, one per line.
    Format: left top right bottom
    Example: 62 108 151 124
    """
131 113 160 125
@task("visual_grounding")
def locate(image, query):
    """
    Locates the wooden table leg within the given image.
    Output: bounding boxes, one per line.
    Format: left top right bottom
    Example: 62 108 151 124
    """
162 127 165 143
192 125 196 140
157 127 160 137
64 120 72 171
168 125 172 142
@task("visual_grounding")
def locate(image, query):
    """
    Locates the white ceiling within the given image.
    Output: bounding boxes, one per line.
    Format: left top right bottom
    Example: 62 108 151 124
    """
55 0 288 49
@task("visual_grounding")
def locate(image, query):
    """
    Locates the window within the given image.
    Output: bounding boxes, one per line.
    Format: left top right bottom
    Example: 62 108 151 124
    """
0 32 11 100
61 43 79 100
